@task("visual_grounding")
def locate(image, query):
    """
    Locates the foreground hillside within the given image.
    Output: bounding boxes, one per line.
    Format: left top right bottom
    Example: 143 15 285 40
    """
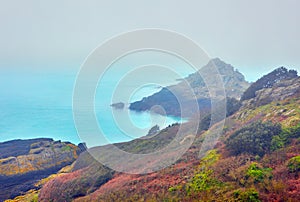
0 138 84 201
31 67 300 202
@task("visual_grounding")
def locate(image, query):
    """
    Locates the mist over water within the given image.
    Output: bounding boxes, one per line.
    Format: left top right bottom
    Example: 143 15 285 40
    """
0 51 197 147
0 64 191 147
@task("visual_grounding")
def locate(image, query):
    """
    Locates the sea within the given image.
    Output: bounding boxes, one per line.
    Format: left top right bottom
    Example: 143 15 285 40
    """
0 51 200 147
0 65 195 147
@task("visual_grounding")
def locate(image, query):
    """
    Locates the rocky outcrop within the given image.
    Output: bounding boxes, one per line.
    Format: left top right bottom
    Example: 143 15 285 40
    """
184 58 250 99
110 102 125 109
0 138 83 201
241 67 298 101
130 58 249 117
242 77 300 109
0 138 53 159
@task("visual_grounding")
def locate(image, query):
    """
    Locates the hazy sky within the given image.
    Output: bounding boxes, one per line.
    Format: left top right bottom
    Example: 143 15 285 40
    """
0 0 299 81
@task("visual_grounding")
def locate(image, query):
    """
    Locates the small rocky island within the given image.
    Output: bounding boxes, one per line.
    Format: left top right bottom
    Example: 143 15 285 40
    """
110 102 125 109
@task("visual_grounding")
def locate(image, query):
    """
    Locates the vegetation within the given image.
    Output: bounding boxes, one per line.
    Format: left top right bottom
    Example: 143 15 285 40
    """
270 135 286 151
233 188 261 202
198 114 211 132
226 97 242 116
116 123 179 154
62 145 72 152
287 156 300 173
186 150 221 194
287 122 300 138
246 163 272 183
15 67 300 202
198 97 241 133
39 164 113 202
4 189 39 202
147 125 160 136
226 121 282 156
271 123 300 151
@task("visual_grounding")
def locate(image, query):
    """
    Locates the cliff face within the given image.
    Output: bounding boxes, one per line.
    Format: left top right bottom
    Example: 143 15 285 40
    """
0 138 83 201
184 58 249 99
241 67 298 101
130 58 250 117
242 77 300 109
38 67 300 202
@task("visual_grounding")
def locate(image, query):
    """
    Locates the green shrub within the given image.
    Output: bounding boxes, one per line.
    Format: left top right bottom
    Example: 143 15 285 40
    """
226 121 282 156
30 194 38 202
198 114 211 132
226 97 242 116
233 188 261 202
62 145 72 152
270 135 285 151
168 185 182 192
271 123 300 151
287 156 300 173
246 163 272 183
289 123 300 138
186 150 221 194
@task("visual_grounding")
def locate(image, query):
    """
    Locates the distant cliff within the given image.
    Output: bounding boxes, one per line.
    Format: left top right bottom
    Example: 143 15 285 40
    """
130 58 250 117
0 138 84 201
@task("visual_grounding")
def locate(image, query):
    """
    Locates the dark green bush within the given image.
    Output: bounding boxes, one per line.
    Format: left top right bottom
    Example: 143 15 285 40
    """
226 121 282 156
270 135 286 151
198 114 211 132
198 97 241 133
271 123 300 151
289 123 300 138
226 97 242 116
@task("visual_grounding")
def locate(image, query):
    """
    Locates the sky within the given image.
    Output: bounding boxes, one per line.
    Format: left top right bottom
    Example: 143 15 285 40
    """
0 0 299 81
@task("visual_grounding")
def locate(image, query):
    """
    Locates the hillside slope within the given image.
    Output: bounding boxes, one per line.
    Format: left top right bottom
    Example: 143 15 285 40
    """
37 67 300 201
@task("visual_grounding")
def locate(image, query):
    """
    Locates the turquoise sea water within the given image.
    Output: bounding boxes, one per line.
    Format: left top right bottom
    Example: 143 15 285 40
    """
0 67 192 148
0 52 197 147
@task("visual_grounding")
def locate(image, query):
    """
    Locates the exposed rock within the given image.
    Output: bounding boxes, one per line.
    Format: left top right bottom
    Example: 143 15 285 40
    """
0 138 53 159
110 102 125 109
130 58 249 117
0 138 83 201
241 67 298 101
242 77 300 109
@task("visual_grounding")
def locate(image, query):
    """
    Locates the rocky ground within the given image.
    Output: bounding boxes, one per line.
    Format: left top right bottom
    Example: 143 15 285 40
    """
0 138 84 201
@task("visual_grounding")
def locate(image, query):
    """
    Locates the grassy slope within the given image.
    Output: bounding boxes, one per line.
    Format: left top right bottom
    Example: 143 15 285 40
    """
71 91 300 201
20 79 300 201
